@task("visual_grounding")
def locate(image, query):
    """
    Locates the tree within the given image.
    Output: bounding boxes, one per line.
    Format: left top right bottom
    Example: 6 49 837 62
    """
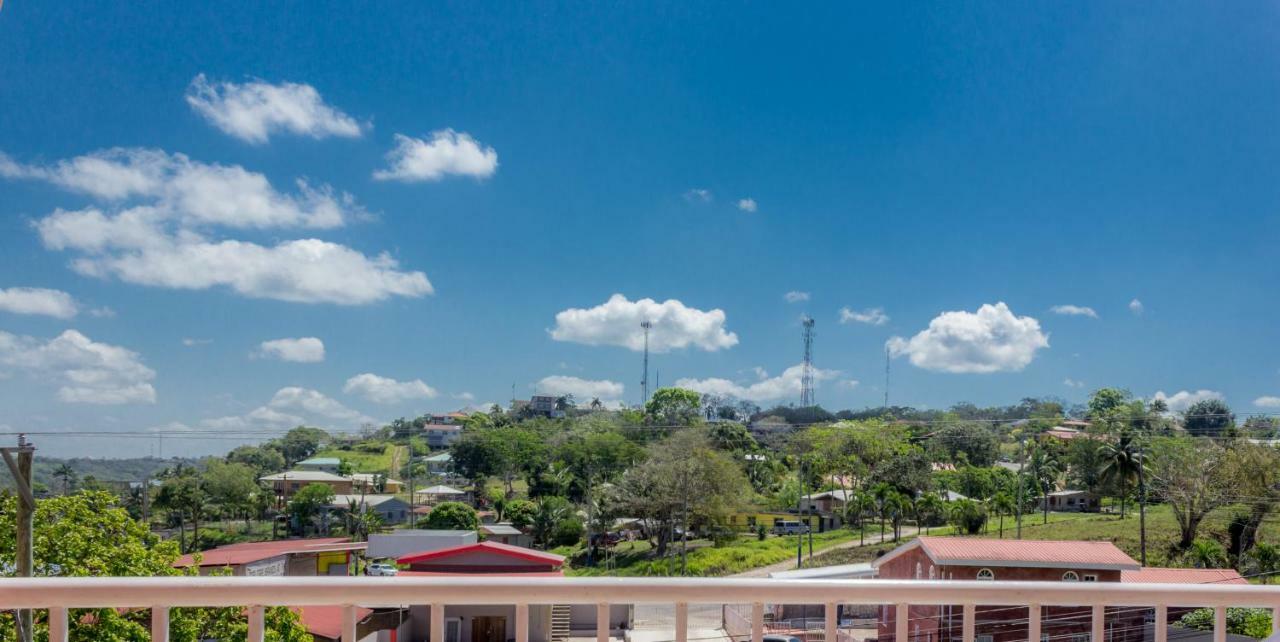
1186 538 1227 569
915 493 945 536
336 458 354 477
1247 542 1280 583
226 445 286 476
531 496 573 548
948 499 987 535
202 460 258 532
1027 445 1062 524
0 491 308 641
990 491 1015 537
156 472 205 553
871 482 894 541
1098 433 1143 518
289 483 335 536
451 426 547 497
644 388 703 427
1183 399 1235 437
1148 437 1233 548
52 463 77 495
1088 388 1133 419
506 499 537 530
424 501 479 530
277 426 329 465
927 423 1000 467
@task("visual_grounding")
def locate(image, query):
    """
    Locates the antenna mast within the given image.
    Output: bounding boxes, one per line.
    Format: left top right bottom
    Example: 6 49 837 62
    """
800 316 816 407
640 320 653 406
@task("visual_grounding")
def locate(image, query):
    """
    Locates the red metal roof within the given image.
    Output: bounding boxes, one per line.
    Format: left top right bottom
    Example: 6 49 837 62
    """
397 540 565 566
174 537 361 568
398 570 566 577
1121 568 1248 585
877 537 1141 570
296 605 374 639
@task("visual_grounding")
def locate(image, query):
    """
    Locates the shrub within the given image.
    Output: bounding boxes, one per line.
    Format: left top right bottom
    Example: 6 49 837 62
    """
424 501 479 530
551 517 585 547
1178 608 1271 638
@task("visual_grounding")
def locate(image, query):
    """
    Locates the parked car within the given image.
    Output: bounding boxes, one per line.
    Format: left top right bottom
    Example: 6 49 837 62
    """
770 520 809 535
366 562 398 576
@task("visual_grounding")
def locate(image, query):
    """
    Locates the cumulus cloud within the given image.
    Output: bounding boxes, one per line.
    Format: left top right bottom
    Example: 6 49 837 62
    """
453 392 476 402
6 148 358 229
676 363 840 403
1152 389 1224 413
737 198 758 213
1050 305 1098 319
887 302 1049 374
88 306 116 318
0 329 155 404
537 375 625 402
550 294 738 353
185 74 362 143
182 338 212 347
1254 396 1280 409
1129 299 1144 315
343 373 438 404
2 148 431 305
1063 378 1086 389
839 306 889 326
373 130 498 182
684 189 712 203
203 386 374 432
784 291 810 303
256 337 325 363
0 287 78 318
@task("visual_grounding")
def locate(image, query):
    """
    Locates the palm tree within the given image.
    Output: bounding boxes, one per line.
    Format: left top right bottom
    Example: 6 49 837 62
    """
1188 539 1226 569
990 492 1015 537
53 463 77 495
1099 433 1142 518
1027 446 1062 524
915 493 945 535
850 491 874 545
872 482 894 541
884 492 907 541
1249 542 1280 584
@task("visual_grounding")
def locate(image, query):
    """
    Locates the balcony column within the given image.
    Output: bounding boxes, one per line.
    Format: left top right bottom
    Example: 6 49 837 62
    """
247 605 265 642
152 605 170 642
516 604 529 642
1091 605 1104 642
1027 604 1040 642
1273 605 1280 635
47 607 68 642
342 605 358 642
961 604 975 642
1155 605 1167 642
1214 606 1227 642
431 603 445 642
676 603 688 642
597 603 610 642
896 603 909 642
825 602 837 642
751 603 764 642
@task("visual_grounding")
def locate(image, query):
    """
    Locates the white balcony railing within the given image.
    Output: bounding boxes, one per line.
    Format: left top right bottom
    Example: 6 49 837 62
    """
2 576 1279 642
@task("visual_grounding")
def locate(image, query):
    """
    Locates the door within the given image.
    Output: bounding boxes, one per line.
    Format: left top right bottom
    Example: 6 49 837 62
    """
471 616 506 642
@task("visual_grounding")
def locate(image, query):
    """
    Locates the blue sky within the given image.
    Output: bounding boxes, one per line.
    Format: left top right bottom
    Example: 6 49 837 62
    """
1 2 1278 457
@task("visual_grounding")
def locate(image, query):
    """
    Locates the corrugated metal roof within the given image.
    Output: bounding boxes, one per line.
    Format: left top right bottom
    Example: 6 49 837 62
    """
174 537 362 567
1121 568 1247 585
875 537 1141 570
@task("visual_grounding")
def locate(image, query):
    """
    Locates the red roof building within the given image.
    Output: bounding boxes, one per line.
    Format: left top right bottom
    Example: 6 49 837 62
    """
174 537 365 576
397 541 564 574
1121 567 1247 585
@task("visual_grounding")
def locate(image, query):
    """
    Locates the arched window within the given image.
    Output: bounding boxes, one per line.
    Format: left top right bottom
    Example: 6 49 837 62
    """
916 562 923 579
976 568 995 581
928 565 936 580
1062 571 1080 582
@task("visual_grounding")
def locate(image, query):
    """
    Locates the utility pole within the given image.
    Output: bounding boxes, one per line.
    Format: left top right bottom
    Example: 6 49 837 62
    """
1015 438 1026 539
796 461 805 568
640 321 653 406
1138 440 1147 565
2 435 36 642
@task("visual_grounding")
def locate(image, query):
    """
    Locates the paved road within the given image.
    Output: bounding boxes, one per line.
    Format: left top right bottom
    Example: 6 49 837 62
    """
729 527 917 578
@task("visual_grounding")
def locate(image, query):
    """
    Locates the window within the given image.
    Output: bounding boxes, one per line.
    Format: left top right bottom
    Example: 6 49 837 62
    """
1082 574 1098 582
1062 571 1080 582
916 562 923 579
976 568 995 581
976 636 994 642
928 565 936 580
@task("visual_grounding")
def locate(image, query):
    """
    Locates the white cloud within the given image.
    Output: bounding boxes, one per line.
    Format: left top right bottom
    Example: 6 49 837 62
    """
1129 299 1144 315
1152 389 1224 413
343 373 438 404
256 337 325 363
1254 396 1280 409
203 386 375 432
684 189 712 203
550 294 738 353
838 379 860 390
1063 378 1086 389
373 130 498 182
887 302 1049 374
0 287 78 318
839 306 889 326
181 338 212 347
784 291 810 303
266 386 373 424
676 363 840 403
88 306 116 318
185 74 362 144
737 198 758 213
1050 305 1098 319
8 148 357 229
536 375 625 401
0 329 155 404
453 392 476 402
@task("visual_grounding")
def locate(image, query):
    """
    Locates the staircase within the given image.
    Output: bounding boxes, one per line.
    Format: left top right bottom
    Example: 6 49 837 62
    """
551 604 572 642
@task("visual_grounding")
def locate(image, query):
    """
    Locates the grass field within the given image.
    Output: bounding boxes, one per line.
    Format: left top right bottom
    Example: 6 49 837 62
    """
801 504 1280 571
313 444 401 474
565 527 871 577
